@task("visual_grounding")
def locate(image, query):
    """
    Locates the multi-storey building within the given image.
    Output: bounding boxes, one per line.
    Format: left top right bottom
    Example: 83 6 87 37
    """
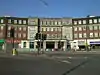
0 16 28 51
72 16 100 49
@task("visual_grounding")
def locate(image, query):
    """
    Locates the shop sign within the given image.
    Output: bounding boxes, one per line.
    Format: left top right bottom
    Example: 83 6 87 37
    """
6 39 21 43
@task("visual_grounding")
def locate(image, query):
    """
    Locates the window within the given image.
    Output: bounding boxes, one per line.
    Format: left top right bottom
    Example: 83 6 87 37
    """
55 21 58 25
74 27 77 31
40 21 43 25
89 19 92 24
7 32 10 37
78 20 82 24
83 20 86 24
19 27 22 31
43 21 47 25
89 26 93 30
23 20 26 24
74 34 78 38
94 19 97 23
78 27 82 31
55 28 57 31
42 28 44 31
14 33 17 38
23 33 26 38
1 19 4 23
94 32 98 37
18 33 21 38
0 26 3 30
51 28 53 31
19 20 22 24
53 28 55 31
23 42 26 48
79 33 82 38
47 21 50 25
58 22 61 25
45 28 47 31
30 42 34 49
83 33 86 38
94 26 98 30
83 26 86 30
8 26 11 30
74 21 77 25
14 20 17 24
98 18 100 23
44 28 46 31
51 21 54 25
90 33 93 37
48 28 51 31
8 19 11 23
23 27 26 31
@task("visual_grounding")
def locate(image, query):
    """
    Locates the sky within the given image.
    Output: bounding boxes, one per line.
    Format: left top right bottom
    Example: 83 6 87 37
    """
0 0 100 18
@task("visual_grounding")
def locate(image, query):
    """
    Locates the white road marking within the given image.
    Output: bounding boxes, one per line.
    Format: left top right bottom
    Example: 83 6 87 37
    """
60 60 71 64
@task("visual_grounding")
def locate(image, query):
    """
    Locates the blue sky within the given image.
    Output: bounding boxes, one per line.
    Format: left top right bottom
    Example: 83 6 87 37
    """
0 0 100 18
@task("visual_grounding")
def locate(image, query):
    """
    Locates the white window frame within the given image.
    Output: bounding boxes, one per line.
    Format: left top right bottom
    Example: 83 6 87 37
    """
90 33 93 37
8 26 11 30
58 22 61 25
74 27 77 31
1 19 4 23
83 20 86 24
89 19 92 24
94 32 98 37
19 20 22 24
0 26 3 30
79 33 82 38
8 19 11 23
51 28 53 31
89 26 93 30
55 21 58 25
23 20 26 24
14 33 17 38
78 20 82 24
94 19 97 23
83 33 86 38
74 21 77 25
78 27 82 31
98 18 100 23
19 27 22 31
18 33 21 38
94 26 98 30
14 20 17 24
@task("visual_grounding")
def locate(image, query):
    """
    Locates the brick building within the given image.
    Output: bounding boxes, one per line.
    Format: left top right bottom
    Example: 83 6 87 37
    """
72 16 100 50
0 16 28 51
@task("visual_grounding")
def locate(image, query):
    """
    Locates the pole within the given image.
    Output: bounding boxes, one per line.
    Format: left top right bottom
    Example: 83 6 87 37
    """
37 18 41 55
5 17 8 53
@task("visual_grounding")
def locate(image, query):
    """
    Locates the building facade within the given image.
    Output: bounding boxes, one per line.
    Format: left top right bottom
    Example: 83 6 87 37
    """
72 16 100 50
0 16 28 51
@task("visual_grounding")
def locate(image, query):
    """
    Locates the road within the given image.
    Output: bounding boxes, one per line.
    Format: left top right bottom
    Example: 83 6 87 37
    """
0 53 100 75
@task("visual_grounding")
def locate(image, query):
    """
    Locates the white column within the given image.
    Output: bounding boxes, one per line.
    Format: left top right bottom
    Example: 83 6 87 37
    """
34 41 37 51
43 41 46 51
63 41 67 51
55 41 58 49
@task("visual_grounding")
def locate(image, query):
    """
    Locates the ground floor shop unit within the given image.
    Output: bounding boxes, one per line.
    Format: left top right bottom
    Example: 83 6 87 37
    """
72 39 100 50
19 40 70 51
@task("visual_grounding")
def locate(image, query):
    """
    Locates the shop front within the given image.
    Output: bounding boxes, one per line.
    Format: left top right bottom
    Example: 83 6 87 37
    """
0 39 5 50
90 41 100 49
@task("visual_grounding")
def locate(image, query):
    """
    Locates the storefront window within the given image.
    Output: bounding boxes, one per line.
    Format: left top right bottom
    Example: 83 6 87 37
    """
30 42 34 49
23 42 26 48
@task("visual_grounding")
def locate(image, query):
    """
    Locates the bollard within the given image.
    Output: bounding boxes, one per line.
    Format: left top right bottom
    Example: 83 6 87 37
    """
12 48 16 56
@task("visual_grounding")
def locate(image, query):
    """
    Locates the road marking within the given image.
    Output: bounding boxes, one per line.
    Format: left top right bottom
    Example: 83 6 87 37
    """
60 60 71 64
